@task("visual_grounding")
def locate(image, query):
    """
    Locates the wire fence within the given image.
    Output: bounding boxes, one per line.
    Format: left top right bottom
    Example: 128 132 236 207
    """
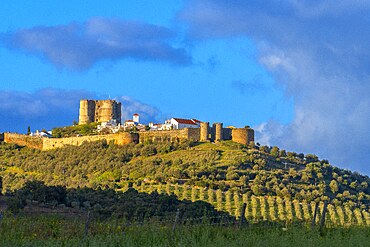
11 209 308 233
12 201 370 231
1 200 369 243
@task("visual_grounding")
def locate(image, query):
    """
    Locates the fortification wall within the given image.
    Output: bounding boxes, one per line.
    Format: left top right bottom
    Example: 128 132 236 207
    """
42 132 138 150
3 124 254 150
138 128 199 143
222 128 232 140
186 128 200 141
231 128 254 145
3 133 44 149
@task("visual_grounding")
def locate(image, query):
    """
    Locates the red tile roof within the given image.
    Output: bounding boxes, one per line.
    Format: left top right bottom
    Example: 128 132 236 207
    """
173 118 199 125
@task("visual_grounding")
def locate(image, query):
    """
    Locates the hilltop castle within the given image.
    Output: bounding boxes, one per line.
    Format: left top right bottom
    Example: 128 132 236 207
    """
1 99 255 150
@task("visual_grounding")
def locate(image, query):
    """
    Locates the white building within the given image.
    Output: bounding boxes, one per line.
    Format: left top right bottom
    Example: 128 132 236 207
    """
124 120 136 127
133 113 139 124
148 122 163 131
30 130 52 138
159 118 201 130
97 119 121 133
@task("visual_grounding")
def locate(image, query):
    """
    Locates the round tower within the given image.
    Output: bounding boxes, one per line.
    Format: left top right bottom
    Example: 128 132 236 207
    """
79 100 94 124
214 123 223 142
232 127 255 145
200 122 209 142
96 100 113 123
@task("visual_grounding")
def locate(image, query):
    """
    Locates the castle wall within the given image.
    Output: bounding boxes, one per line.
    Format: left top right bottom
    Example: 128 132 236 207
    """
222 128 232 140
231 128 254 145
42 132 138 150
186 128 200 141
3 133 44 149
3 123 254 150
138 129 194 143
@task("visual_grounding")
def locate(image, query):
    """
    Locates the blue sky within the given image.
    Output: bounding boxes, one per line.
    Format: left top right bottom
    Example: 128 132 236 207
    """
1 1 369 175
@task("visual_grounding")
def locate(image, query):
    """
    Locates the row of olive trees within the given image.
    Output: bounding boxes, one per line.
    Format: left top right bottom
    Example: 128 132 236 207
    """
131 183 370 227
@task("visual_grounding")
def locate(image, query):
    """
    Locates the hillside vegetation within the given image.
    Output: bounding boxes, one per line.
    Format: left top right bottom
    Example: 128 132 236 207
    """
51 122 99 138
0 140 369 226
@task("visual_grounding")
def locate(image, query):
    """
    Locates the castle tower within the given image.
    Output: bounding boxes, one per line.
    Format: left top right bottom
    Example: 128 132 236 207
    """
95 100 121 124
79 100 95 124
232 127 254 145
214 123 223 142
200 122 209 142
79 99 121 125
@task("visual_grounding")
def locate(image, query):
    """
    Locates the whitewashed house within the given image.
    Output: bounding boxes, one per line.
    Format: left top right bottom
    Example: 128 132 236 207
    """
30 130 52 138
148 122 163 131
159 118 201 130
97 119 121 133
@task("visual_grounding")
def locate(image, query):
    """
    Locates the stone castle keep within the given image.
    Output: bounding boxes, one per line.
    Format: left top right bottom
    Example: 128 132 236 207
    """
79 99 121 125
0 99 254 150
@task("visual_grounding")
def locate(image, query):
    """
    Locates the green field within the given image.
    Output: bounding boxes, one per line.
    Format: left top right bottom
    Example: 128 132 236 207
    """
0 214 369 247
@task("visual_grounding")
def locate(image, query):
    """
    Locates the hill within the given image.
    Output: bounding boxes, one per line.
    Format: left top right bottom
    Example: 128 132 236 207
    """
0 139 369 226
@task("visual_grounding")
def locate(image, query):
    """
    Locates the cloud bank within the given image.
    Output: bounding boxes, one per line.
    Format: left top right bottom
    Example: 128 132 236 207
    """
119 96 161 124
180 0 370 174
0 88 160 133
1 18 191 70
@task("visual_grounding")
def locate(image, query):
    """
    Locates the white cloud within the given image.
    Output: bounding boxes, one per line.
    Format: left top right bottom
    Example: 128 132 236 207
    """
119 96 161 124
181 0 370 174
1 18 192 70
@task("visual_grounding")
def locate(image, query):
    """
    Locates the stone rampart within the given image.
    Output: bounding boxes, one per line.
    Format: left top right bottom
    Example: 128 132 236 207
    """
222 128 232 140
4 133 44 149
3 124 254 150
42 132 138 150
186 128 200 141
138 128 200 143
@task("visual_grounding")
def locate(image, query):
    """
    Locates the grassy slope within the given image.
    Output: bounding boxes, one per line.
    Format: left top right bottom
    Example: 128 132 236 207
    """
0 215 369 247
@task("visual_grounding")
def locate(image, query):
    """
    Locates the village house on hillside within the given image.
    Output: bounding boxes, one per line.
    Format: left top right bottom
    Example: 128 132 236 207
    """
30 130 52 138
159 118 201 130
